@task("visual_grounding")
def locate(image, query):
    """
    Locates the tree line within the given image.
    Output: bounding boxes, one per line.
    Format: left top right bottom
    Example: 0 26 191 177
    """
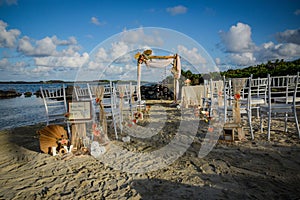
179 58 300 85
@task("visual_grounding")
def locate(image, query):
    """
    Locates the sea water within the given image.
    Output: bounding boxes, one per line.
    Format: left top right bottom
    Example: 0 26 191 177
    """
0 83 64 130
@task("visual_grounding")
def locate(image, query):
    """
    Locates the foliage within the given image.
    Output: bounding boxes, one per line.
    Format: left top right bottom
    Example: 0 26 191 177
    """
179 58 300 85
220 58 300 78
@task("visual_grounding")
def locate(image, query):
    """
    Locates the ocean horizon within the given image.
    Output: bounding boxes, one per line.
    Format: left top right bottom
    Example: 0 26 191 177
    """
0 83 68 130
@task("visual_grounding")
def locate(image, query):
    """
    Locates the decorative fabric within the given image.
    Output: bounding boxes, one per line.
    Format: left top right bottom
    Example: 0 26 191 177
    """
212 80 224 106
94 86 108 139
176 54 181 80
231 78 247 123
232 78 247 98
181 85 205 108
145 58 173 68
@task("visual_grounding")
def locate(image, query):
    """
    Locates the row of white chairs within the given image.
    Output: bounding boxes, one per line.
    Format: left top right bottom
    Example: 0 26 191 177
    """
40 82 139 141
203 72 300 140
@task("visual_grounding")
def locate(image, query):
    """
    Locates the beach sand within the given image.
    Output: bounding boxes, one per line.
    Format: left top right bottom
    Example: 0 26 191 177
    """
1 105 300 199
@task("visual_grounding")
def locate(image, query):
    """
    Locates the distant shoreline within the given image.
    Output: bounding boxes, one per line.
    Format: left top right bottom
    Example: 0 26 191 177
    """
0 80 146 85
0 80 104 84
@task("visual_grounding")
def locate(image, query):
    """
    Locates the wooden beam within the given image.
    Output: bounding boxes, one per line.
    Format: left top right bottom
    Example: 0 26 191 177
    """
147 55 176 59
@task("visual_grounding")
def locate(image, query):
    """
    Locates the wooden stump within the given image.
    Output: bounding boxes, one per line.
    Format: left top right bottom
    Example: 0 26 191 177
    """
71 123 86 150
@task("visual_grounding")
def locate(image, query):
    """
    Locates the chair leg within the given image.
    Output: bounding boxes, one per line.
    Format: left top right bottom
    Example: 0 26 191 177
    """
267 112 271 141
293 108 300 138
260 112 263 133
284 113 288 132
248 109 254 139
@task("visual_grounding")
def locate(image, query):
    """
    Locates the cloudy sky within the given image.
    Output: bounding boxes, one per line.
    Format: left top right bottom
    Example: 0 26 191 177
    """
0 0 299 81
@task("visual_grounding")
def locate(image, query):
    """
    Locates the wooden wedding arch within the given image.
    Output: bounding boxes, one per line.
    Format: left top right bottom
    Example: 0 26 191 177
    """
134 49 181 103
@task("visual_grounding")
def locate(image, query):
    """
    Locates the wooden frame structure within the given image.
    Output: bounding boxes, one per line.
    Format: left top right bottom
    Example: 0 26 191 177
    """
134 49 181 103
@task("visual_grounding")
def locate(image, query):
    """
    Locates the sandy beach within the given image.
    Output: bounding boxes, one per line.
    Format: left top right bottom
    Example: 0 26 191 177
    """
1 104 300 199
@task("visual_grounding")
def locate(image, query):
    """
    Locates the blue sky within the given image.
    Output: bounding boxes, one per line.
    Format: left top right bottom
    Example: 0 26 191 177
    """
0 0 299 81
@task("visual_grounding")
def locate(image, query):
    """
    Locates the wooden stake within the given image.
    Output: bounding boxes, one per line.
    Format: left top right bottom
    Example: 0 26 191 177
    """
137 62 141 103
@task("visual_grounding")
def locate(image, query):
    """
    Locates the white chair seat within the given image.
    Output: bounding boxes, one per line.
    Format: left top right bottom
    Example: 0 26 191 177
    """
251 98 265 105
275 96 300 103
260 104 293 113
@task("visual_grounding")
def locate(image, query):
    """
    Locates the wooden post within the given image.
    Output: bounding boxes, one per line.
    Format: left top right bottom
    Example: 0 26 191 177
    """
71 123 86 150
174 78 176 102
137 62 141 103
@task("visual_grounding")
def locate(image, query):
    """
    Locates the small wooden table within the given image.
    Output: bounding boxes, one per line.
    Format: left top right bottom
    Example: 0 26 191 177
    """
223 122 245 141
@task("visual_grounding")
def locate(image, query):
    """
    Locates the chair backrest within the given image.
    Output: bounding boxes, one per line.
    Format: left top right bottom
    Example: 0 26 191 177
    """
102 81 114 109
223 76 233 106
111 83 123 139
222 76 232 123
73 83 93 102
250 77 268 99
269 74 299 104
40 84 67 125
267 73 300 106
292 72 300 106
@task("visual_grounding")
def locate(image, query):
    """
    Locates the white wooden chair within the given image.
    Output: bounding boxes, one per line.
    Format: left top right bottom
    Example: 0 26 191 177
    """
111 83 123 139
224 77 249 121
40 84 71 137
202 78 224 118
222 77 253 140
95 82 123 140
248 76 268 117
115 82 137 119
222 76 233 123
260 72 300 140
241 75 268 139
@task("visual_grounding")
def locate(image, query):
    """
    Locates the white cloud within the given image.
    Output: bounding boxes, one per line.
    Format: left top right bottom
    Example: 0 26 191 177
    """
0 58 25 70
0 20 21 48
104 64 124 75
257 42 300 60
120 28 164 46
90 17 105 26
277 43 300 56
31 66 51 73
229 52 256 66
51 35 77 46
34 52 89 68
17 36 34 54
111 41 129 60
219 22 255 53
0 58 10 69
85 60 106 70
177 45 207 65
17 35 79 57
219 23 300 66
93 47 109 62
61 45 81 56
215 58 221 65
18 36 56 56
275 29 300 44
166 5 187 16
35 37 57 56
